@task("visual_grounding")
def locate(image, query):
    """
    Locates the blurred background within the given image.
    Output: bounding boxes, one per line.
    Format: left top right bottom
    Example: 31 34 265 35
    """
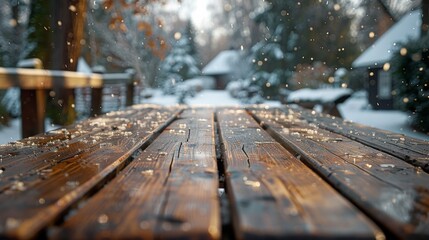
0 0 428 142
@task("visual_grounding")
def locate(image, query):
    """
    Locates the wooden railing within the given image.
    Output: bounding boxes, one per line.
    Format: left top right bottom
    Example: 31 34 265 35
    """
0 67 136 138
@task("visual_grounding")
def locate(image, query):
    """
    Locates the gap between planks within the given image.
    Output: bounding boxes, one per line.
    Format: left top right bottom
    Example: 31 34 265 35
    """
214 110 234 240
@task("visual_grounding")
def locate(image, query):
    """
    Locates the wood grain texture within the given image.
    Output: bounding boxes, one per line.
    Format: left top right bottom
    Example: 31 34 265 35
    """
53 108 220 240
0 105 181 239
217 109 382 240
250 107 429 239
0 106 153 192
0 67 103 89
295 106 429 172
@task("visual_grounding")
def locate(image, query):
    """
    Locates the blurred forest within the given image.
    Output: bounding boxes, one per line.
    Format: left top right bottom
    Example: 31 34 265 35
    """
0 0 422 90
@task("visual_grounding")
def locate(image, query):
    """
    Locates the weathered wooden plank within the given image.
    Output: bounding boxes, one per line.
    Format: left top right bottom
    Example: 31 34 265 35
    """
294 106 429 172
53 109 220 239
217 109 383 239
0 106 155 192
250 107 429 239
0 105 181 239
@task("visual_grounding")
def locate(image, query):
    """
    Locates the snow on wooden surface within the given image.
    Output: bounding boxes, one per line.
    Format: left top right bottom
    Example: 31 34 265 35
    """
287 88 353 103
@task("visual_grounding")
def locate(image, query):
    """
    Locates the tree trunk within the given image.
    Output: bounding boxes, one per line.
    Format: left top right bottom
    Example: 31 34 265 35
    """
50 0 87 125
422 0 429 37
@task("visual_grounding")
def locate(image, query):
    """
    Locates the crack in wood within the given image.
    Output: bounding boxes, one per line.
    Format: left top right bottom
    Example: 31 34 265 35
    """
177 142 183 160
157 137 182 233
241 144 251 168
186 129 191 142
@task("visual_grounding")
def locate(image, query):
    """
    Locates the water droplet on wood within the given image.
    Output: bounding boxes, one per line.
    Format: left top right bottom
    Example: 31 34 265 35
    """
244 180 261 188
100 143 113 148
5 218 20 230
139 221 150 229
141 169 154 176
66 181 80 188
98 214 109 224
380 164 395 168
11 181 26 191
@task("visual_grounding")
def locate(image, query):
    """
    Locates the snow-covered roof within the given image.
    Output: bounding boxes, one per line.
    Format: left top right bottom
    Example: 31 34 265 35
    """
202 50 241 75
352 10 421 68
288 88 353 104
77 57 92 73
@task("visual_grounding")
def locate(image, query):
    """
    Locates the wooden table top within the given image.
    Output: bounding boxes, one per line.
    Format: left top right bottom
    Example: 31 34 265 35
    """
0 105 428 239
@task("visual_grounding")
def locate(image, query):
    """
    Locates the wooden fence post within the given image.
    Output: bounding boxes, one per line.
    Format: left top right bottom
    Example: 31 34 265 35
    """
90 87 102 117
91 67 105 117
17 59 46 138
125 68 136 107
20 89 46 138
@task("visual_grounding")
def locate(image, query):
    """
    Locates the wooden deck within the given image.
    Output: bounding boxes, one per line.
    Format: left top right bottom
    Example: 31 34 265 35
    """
0 105 428 239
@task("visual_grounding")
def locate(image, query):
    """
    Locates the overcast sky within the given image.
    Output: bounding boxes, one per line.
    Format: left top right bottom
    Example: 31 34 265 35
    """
163 0 218 29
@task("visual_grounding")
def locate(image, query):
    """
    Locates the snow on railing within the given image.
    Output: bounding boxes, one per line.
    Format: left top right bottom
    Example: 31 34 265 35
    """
0 67 135 138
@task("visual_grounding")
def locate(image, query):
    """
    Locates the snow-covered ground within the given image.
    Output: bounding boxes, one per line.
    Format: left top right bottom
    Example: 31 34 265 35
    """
338 94 429 141
0 89 428 145
0 119 59 145
144 89 281 107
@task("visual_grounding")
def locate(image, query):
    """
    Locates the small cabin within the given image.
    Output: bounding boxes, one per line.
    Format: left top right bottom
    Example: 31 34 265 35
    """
202 50 241 90
352 10 421 110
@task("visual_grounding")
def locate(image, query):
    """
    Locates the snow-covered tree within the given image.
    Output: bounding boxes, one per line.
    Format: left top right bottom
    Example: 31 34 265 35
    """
25 0 51 66
243 0 359 100
0 88 20 118
243 1 295 99
246 40 290 99
0 0 31 67
221 0 263 50
85 0 168 87
391 33 429 133
0 97 9 127
183 20 198 60
159 34 200 95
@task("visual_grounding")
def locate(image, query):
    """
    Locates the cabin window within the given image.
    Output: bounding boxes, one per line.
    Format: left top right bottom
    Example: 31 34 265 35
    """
378 70 391 99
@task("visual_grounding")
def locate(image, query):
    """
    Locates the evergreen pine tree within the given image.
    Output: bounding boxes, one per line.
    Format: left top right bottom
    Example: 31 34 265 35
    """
183 20 198 60
245 1 295 99
159 32 200 95
391 34 429 133
246 0 359 99
26 0 52 66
